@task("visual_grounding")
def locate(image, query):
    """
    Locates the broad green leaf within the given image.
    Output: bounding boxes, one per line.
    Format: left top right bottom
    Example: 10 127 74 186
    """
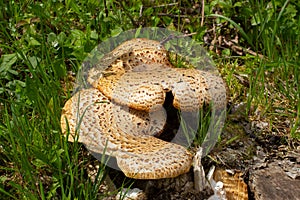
0 54 17 73
47 32 57 43
57 32 67 46
47 32 58 47
111 27 123 37
28 56 41 68
28 37 41 46
90 30 98 40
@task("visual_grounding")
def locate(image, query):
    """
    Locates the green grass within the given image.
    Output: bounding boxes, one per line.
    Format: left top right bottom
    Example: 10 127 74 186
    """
0 0 299 199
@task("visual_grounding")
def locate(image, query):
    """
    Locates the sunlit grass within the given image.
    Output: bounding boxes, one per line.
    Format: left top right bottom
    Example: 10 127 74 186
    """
211 0 299 138
0 0 112 199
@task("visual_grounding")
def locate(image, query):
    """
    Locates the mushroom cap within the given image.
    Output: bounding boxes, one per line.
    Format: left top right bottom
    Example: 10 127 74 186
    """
90 38 226 112
61 88 167 142
87 38 172 86
96 66 226 112
61 88 193 179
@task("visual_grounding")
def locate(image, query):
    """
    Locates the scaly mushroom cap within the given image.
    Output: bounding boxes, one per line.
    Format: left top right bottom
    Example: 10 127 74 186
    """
90 39 226 112
61 88 193 179
87 38 172 86
96 66 226 112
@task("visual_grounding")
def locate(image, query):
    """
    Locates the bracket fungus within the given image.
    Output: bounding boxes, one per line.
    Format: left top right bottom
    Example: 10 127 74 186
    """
61 38 226 179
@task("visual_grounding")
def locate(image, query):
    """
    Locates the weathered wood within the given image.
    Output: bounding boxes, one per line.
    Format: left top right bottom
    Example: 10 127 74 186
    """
249 162 300 200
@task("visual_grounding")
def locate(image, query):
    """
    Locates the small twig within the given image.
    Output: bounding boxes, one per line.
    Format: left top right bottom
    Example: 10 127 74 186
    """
233 73 250 88
210 21 217 51
157 13 190 18
201 0 205 27
144 3 179 8
216 154 227 167
160 32 198 45
223 38 264 59
139 5 143 18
